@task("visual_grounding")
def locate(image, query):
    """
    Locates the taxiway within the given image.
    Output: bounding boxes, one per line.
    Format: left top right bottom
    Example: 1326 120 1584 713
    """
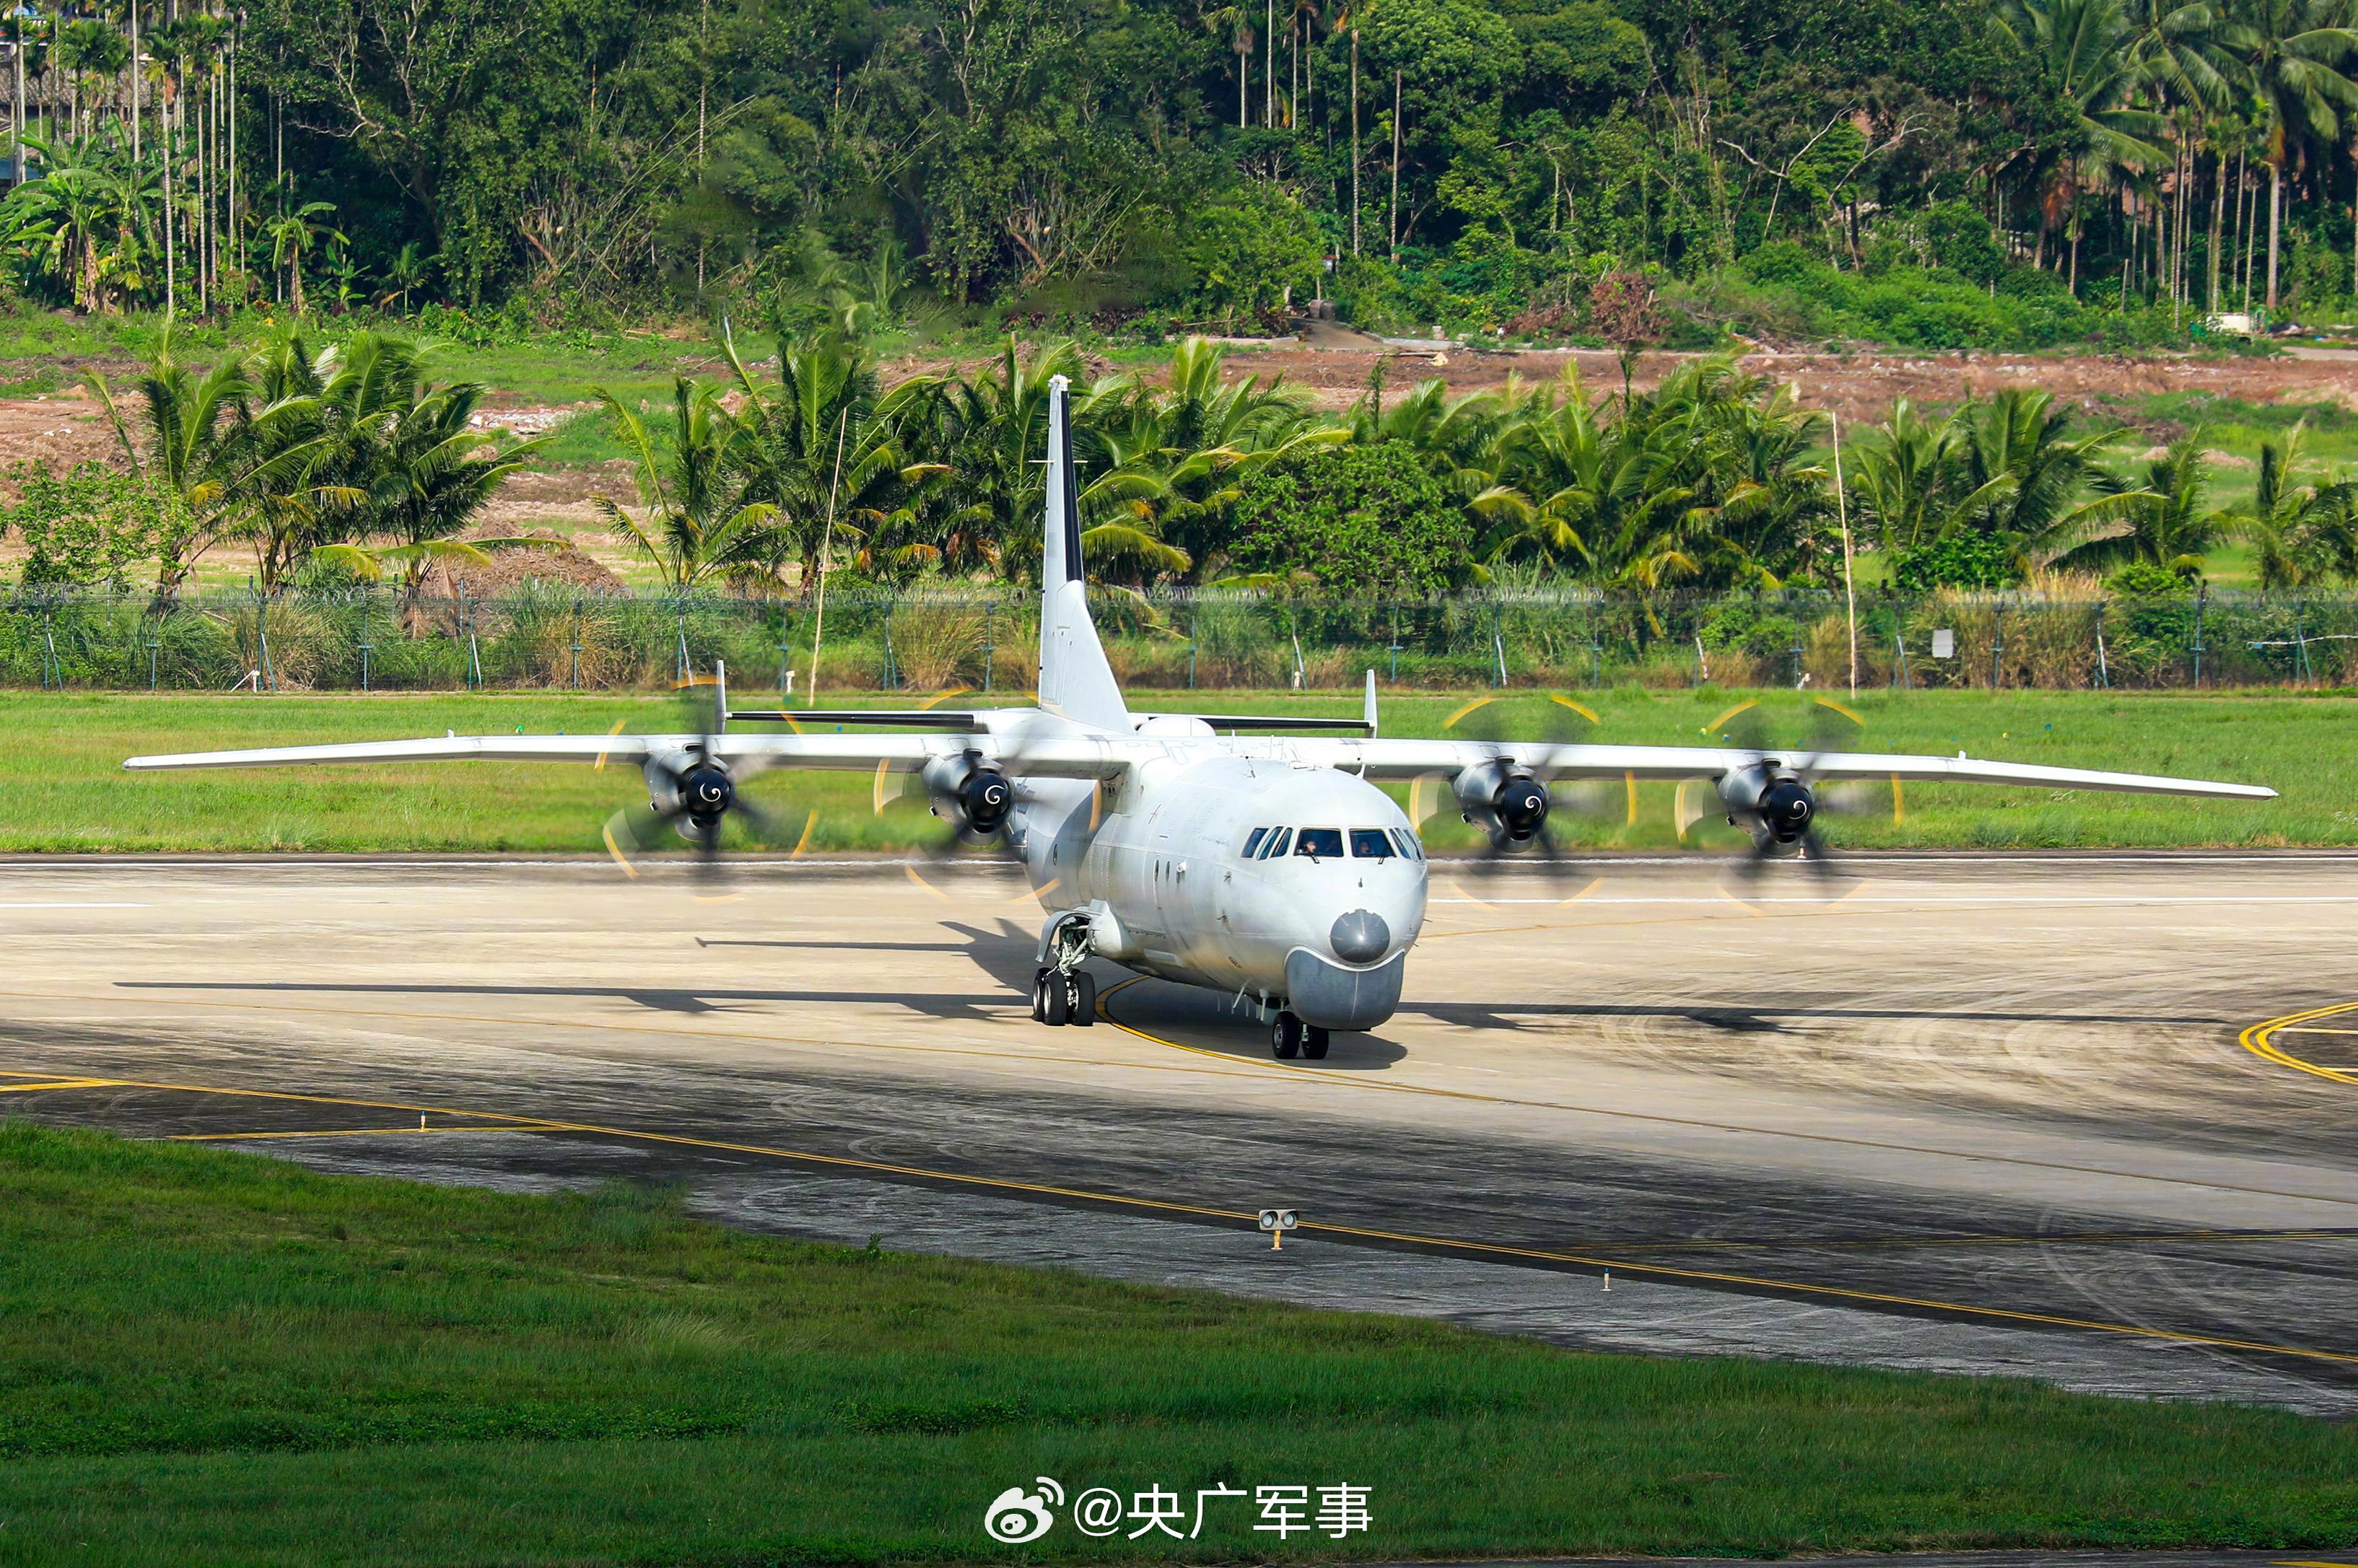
1 851 2352 1412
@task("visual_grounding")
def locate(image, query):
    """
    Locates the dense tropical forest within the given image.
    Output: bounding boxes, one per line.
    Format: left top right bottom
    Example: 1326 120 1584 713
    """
9 0 2358 619
8 0 2358 344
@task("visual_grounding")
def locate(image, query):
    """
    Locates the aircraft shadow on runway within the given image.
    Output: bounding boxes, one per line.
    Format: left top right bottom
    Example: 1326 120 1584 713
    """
117 920 1052 1023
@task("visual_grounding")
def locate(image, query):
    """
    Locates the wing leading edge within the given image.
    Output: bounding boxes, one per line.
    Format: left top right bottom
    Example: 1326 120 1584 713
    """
123 732 1134 780
1262 739 2277 801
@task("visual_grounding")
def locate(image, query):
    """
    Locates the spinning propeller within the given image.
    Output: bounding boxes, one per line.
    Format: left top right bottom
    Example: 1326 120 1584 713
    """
1411 694 1633 887
1685 697 1898 880
601 662 793 885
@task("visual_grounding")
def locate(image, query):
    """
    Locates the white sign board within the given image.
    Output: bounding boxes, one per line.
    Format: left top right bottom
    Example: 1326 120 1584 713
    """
1931 628 1956 660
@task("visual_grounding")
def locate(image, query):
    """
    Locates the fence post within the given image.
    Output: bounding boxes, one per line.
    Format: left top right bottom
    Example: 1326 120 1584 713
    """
2192 584 2207 688
2295 597 2313 685
571 600 585 691
2094 600 2109 690
674 595 690 686
358 591 375 693
40 609 57 690
147 637 160 692
883 603 898 691
1490 602 1506 688
982 601 995 693
1990 598 2004 691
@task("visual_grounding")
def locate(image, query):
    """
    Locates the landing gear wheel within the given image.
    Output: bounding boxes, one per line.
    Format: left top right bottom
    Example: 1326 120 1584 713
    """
1031 968 1049 1022
1070 971 1096 1026
1044 976 1073 1027
1302 1025 1330 1060
1272 1010 1304 1060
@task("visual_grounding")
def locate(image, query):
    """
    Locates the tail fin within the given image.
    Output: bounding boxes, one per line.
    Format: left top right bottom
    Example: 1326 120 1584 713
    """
1037 375 1130 730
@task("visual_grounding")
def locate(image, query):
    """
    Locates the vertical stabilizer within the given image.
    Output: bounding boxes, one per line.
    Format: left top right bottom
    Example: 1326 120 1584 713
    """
1037 376 1131 730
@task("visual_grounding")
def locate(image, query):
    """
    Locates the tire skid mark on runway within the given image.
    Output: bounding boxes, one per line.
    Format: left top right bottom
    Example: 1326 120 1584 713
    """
1093 980 2358 1209
0 986 1302 1090
14 1061 2355 1371
2243 1004 2358 1087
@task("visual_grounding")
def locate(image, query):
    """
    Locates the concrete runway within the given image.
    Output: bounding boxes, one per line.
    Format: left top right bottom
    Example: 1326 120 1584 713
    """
2 851 2354 1414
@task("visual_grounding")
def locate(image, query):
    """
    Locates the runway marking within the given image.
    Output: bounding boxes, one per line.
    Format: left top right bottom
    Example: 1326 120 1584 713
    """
27 1059 2346 1373
1093 981 2358 1210
2240 1004 2358 1087
0 1078 114 1093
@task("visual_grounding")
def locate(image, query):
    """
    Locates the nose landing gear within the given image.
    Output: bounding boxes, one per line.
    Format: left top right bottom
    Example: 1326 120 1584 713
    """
1270 1010 1329 1061
1031 966 1096 1028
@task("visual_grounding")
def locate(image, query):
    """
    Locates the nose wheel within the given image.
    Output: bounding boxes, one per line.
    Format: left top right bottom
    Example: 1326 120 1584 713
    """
1270 1011 1328 1061
1031 967 1095 1028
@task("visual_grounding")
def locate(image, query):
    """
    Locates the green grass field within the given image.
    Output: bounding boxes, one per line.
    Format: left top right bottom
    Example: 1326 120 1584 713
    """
1 1120 2354 1567
7 685 2328 854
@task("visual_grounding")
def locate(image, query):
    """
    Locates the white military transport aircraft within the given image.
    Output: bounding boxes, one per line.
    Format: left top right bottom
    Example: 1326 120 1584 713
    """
127 377 2277 1059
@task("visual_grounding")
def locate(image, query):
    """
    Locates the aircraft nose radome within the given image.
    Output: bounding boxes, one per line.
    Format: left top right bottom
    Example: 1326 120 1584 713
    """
1329 909 1391 964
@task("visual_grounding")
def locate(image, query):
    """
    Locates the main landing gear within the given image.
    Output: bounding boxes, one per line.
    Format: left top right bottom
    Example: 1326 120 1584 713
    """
1270 1010 1329 1061
1032 967 1096 1028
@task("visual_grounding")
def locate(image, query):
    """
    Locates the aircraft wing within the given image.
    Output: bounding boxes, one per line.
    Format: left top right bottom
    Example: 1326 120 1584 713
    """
1267 739 2277 801
123 731 1135 781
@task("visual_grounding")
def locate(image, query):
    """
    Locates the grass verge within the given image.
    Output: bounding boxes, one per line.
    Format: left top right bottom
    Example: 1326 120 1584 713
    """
5 685 2332 854
1 1120 2354 1567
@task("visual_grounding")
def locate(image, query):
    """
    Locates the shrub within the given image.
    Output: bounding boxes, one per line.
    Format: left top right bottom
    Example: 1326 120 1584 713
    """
1889 533 2019 592
1228 443 1475 595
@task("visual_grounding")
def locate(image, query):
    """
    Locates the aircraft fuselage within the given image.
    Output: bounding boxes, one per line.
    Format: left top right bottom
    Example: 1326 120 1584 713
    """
1010 732 1428 1031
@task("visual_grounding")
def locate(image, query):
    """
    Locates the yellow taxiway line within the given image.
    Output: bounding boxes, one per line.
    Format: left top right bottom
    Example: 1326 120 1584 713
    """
2240 1003 2358 1087
4 1057 2354 1370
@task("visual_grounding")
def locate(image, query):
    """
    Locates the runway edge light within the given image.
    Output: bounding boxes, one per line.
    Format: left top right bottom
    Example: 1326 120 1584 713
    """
1257 1208 1301 1251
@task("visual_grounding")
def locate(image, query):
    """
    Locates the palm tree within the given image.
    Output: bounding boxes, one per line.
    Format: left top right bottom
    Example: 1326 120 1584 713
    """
53 20 125 144
2248 424 2358 586
2224 0 2358 311
1851 399 1978 552
914 336 1086 581
591 377 777 592
375 241 437 313
1989 0 2167 289
312 377 551 609
2048 432 2245 574
263 199 338 314
1956 390 2147 566
721 329 945 595
87 316 250 605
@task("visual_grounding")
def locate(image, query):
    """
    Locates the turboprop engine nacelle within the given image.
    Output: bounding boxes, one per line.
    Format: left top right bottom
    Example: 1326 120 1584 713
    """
920 751 1015 843
1716 763 1815 849
1453 759 1550 847
645 750 735 832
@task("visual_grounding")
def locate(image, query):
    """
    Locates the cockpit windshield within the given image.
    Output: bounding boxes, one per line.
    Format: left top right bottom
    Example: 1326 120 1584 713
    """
1293 828 1345 860
1348 828 1394 859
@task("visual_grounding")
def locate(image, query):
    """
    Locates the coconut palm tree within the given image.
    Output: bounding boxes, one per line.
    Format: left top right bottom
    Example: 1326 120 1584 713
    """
87 316 250 605
310 375 551 608
2047 432 2246 574
1989 0 2167 288
2248 424 2358 585
2223 0 2358 310
720 328 946 594
591 377 777 592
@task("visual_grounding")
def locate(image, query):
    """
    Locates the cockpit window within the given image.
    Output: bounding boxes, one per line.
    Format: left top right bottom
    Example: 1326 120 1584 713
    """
1294 828 1345 860
1259 828 1292 859
1389 828 1424 861
1241 827 1268 859
1348 828 1395 859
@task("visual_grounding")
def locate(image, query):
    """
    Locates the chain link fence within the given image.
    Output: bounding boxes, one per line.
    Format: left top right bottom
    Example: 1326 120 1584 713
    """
5 584 2354 692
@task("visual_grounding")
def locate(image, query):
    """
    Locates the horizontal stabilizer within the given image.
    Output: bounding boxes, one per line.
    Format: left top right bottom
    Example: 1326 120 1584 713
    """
1137 713 1375 734
728 709 988 731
